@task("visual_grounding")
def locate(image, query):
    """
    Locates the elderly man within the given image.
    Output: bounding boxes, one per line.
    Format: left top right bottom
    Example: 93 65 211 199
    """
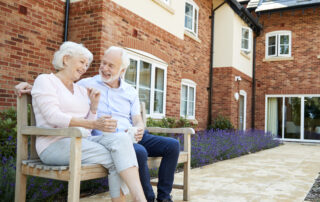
16 46 179 202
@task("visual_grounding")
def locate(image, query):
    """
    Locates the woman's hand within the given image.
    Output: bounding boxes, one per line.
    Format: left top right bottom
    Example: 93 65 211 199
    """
15 82 33 97
93 116 117 132
87 88 100 114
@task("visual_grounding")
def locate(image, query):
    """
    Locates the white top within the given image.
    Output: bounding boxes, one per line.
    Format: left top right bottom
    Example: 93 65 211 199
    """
31 73 96 155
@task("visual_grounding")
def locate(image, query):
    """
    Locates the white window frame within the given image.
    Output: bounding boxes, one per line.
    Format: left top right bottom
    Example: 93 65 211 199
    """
241 27 252 53
124 49 167 119
184 0 199 36
239 90 247 130
180 79 196 119
265 31 292 58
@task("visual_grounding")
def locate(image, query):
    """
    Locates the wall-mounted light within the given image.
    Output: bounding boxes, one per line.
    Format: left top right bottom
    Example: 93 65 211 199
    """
234 92 239 101
235 76 242 81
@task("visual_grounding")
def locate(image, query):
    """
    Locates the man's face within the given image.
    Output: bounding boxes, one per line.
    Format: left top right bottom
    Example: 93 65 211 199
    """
99 50 125 84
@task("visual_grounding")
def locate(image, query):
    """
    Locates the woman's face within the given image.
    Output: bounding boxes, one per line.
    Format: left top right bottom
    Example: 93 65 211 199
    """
63 54 89 81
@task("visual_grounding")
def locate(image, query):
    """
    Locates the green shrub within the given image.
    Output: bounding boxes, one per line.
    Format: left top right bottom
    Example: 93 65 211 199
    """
208 115 234 130
0 107 17 158
147 117 197 129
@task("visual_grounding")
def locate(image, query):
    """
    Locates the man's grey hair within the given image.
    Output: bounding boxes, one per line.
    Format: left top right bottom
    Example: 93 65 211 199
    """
104 46 130 71
52 41 93 70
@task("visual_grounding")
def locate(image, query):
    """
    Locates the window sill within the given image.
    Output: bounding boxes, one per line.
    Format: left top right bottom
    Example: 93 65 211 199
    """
240 51 251 60
151 0 175 14
263 56 294 62
184 30 201 43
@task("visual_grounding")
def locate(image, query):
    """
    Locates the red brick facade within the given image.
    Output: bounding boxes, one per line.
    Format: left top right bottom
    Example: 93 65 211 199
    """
212 67 252 129
0 0 212 129
254 8 320 130
0 0 65 110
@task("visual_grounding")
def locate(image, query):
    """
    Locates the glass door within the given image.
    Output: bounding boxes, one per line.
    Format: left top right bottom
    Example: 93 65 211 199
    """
304 97 320 140
239 95 244 130
284 97 301 139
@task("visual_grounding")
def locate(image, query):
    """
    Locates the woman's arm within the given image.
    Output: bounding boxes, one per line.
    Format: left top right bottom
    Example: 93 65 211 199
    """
70 116 117 132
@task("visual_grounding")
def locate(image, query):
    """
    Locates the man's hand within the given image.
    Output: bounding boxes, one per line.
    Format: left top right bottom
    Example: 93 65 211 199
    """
134 127 144 142
94 116 117 132
15 82 33 97
87 88 100 114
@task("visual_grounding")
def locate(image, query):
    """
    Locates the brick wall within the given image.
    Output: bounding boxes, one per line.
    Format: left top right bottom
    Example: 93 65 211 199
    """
1 0 212 129
67 0 212 129
254 8 320 130
212 67 252 129
0 0 65 110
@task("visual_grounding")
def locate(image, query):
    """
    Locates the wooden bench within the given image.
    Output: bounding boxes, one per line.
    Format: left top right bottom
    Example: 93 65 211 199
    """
15 94 195 202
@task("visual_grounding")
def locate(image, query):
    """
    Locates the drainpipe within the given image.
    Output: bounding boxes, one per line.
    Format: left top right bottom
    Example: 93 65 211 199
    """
251 35 257 129
63 0 70 42
208 2 226 128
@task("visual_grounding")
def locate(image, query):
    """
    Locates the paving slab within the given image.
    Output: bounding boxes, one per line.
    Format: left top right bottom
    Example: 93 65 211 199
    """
81 143 320 202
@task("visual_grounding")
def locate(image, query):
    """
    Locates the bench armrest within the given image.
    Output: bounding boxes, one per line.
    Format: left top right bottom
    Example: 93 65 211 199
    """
146 127 195 135
21 126 89 138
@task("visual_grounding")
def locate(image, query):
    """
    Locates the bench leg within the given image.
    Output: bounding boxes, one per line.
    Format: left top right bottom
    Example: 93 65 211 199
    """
15 171 27 202
68 137 82 202
183 161 190 201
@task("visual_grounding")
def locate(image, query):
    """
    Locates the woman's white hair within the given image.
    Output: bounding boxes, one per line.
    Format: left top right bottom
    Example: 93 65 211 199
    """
52 41 93 70
104 46 130 71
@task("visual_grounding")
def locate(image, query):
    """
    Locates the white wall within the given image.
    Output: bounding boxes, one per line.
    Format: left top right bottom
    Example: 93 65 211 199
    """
111 0 185 39
232 13 253 77
213 4 234 68
213 3 253 78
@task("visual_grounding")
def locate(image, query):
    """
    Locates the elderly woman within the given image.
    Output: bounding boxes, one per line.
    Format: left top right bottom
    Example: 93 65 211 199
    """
31 41 146 202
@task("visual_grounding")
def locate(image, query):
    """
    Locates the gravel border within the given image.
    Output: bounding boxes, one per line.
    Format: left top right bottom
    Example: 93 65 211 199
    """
305 173 320 201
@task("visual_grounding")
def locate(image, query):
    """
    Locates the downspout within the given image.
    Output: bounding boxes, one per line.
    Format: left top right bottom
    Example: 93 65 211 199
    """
251 35 257 129
63 0 70 42
208 2 226 127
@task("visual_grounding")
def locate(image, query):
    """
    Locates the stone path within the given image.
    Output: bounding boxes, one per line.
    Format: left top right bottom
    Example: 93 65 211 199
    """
81 143 320 202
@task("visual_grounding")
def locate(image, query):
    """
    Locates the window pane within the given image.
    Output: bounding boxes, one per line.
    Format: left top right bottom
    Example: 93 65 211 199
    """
268 36 276 46
155 68 164 91
185 3 193 17
154 91 163 113
268 46 276 55
125 59 137 87
139 89 150 114
188 101 194 116
284 97 301 139
181 85 188 100
304 97 320 140
180 100 187 117
189 87 194 102
194 9 198 34
242 39 249 50
280 45 289 55
180 85 188 117
139 61 151 88
280 35 289 45
185 16 192 30
185 3 193 30
242 28 249 40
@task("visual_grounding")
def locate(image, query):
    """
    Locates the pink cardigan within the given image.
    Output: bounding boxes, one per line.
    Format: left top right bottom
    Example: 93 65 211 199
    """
31 73 96 155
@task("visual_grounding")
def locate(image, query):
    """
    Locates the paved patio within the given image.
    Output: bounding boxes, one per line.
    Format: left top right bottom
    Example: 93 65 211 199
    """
81 143 320 202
